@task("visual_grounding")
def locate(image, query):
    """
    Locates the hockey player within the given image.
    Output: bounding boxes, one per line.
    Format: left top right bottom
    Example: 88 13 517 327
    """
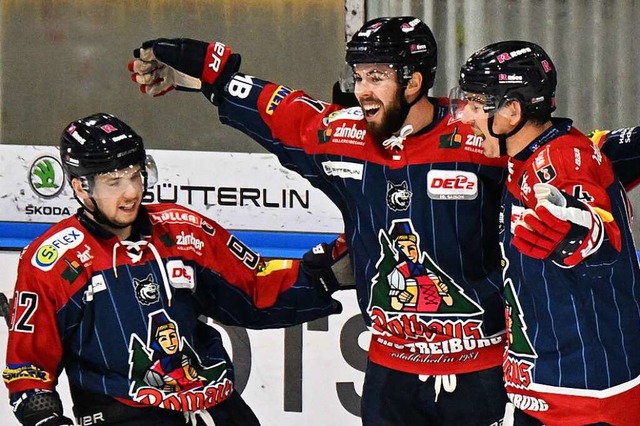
129 17 511 425
2 113 345 426
453 40 640 425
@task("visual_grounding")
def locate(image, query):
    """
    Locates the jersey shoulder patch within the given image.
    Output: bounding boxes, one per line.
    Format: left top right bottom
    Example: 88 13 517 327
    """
30 226 85 272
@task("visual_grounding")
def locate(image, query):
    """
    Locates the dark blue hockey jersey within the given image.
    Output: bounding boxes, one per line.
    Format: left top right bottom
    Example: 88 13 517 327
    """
216 74 509 375
3 203 339 411
501 119 640 426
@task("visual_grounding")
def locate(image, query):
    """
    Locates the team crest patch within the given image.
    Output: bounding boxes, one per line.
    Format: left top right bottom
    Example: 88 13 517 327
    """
134 274 160 305
386 181 412 211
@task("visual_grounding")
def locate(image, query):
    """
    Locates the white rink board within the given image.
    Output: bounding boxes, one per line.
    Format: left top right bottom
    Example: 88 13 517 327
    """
0 145 343 233
0 251 367 425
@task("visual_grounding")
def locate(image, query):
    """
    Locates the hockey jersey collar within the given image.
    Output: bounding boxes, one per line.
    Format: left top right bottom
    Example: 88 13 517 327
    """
513 118 573 162
76 205 153 241
411 97 449 137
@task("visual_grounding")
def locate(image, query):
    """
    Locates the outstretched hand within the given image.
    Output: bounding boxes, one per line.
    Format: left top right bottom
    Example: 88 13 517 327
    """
129 39 204 96
129 38 240 102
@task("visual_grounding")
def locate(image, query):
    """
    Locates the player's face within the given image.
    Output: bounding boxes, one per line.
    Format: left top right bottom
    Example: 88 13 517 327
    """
353 64 405 139
157 328 179 355
458 95 505 158
90 165 144 228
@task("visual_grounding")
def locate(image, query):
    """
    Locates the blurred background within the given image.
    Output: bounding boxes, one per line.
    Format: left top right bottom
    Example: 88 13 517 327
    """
2 0 640 234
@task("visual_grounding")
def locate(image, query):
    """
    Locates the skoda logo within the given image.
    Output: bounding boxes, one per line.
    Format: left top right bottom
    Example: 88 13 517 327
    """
28 155 65 199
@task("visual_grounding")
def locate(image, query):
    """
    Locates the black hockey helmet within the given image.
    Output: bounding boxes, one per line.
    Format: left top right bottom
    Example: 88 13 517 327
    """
345 16 438 93
60 113 147 181
458 40 557 118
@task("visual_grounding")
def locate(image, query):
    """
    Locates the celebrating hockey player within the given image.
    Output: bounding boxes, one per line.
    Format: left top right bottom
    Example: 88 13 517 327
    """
3 113 345 426
452 40 640 425
129 17 510 425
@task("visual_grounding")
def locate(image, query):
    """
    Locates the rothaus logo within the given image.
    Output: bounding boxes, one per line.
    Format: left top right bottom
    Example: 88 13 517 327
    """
427 170 478 200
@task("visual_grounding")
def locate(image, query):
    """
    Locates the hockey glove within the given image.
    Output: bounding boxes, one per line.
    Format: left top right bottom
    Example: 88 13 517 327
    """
130 38 241 103
11 390 74 426
512 183 604 267
302 234 355 295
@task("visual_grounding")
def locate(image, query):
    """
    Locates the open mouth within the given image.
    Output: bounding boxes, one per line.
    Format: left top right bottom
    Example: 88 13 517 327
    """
362 103 382 121
119 203 137 213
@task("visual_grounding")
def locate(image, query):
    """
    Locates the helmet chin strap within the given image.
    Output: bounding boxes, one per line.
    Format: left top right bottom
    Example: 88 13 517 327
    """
402 92 422 119
488 114 528 156
74 193 130 230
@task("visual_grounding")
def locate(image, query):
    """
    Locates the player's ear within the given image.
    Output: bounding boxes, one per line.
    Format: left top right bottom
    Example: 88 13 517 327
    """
504 100 523 124
71 177 90 200
405 71 423 99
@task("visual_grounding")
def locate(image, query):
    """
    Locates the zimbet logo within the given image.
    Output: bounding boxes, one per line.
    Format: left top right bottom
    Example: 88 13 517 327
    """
333 123 366 140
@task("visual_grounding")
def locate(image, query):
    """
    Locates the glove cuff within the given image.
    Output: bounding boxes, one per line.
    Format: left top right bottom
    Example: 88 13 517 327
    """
201 41 233 84
553 205 604 267
301 238 354 295
201 53 242 106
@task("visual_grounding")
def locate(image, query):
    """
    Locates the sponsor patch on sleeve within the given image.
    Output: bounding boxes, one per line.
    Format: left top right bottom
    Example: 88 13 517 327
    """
266 85 293 115
31 227 84 271
2 363 51 384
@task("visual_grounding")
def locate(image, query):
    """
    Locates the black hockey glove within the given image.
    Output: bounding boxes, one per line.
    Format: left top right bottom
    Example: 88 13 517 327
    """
302 234 355 295
130 38 241 104
11 390 73 426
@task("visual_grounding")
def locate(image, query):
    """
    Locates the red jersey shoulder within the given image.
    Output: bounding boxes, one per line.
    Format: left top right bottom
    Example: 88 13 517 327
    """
319 106 368 146
409 114 506 167
530 131 613 185
146 203 220 237
145 203 229 261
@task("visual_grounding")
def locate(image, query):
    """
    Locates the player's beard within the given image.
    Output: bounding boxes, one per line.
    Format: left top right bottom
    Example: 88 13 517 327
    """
366 92 408 141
